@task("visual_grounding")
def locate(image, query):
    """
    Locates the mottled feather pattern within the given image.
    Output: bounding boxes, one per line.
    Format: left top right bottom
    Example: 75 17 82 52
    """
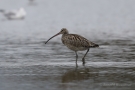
62 34 98 48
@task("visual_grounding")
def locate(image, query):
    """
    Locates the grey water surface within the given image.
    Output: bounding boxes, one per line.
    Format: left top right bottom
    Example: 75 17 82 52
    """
0 0 135 90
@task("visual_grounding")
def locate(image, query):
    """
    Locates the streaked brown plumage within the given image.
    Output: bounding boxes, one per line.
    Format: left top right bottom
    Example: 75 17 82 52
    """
45 28 99 66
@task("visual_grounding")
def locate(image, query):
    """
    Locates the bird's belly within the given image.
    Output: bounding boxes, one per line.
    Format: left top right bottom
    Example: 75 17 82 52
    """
65 44 88 51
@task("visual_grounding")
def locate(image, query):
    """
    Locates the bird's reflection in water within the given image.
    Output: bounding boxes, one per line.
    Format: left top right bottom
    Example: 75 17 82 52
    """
61 65 98 83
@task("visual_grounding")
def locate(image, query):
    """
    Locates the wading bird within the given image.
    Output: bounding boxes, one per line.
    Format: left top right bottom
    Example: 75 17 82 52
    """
0 8 26 20
45 28 99 66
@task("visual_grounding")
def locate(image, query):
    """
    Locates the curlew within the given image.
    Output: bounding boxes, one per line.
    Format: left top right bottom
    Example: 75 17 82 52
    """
45 28 99 66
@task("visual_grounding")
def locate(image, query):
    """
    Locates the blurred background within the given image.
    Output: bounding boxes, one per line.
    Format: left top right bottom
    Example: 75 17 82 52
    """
0 0 135 41
0 0 135 90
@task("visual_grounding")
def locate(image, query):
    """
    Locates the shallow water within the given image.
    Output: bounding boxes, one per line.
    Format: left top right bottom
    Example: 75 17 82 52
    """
0 0 135 90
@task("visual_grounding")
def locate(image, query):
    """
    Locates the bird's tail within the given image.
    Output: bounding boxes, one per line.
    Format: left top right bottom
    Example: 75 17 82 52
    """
90 43 99 48
0 9 5 13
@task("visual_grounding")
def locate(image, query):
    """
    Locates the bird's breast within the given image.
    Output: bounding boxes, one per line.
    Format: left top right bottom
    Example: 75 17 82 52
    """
65 44 88 51
61 34 90 51
61 39 88 51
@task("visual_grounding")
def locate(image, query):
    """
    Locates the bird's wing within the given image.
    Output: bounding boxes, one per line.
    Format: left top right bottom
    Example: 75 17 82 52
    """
62 34 91 47
4 11 16 17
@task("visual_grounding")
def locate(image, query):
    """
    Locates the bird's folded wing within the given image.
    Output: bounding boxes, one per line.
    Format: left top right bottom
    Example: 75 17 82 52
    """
62 34 91 47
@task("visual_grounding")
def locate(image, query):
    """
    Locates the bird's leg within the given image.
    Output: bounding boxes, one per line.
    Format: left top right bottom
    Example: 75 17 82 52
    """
75 51 78 67
82 48 90 65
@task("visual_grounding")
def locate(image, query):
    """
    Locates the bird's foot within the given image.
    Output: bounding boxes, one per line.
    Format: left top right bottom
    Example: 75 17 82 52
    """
82 62 85 66
76 63 78 68
82 58 85 66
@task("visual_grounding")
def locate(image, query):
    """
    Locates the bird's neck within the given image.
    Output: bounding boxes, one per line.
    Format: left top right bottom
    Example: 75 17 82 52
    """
62 33 68 37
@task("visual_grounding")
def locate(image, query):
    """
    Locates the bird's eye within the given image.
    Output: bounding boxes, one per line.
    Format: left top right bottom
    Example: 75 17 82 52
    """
61 28 66 32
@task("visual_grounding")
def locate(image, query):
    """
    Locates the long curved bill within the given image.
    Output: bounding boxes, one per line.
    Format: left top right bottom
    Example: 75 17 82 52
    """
45 32 61 44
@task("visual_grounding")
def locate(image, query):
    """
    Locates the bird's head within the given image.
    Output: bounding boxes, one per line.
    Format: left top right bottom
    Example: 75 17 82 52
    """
45 28 69 44
59 28 69 34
